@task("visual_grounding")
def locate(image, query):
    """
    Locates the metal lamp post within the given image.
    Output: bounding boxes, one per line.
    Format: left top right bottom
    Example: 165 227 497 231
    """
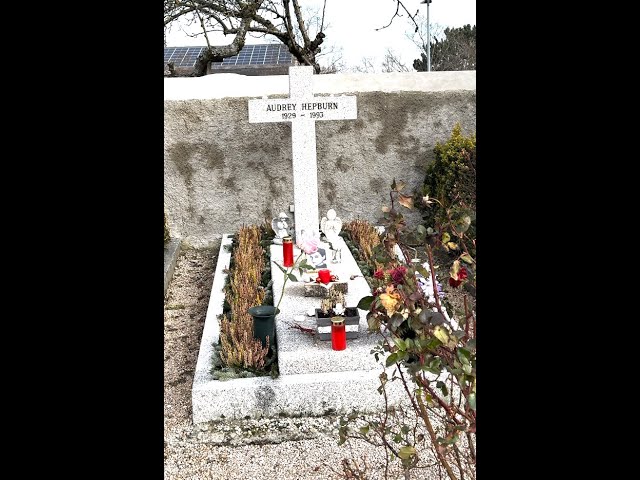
421 0 433 71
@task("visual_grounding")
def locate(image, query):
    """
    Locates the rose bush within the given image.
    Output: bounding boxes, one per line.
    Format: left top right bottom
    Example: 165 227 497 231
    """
340 179 476 480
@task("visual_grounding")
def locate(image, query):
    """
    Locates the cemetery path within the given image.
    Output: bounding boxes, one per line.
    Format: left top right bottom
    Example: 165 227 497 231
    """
164 244 446 480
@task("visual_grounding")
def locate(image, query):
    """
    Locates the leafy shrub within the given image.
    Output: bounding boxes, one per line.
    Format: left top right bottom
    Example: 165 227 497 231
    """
419 123 476 250
340 180 476 480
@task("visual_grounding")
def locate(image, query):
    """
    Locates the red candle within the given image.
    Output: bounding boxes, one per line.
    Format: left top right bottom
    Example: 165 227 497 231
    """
318 269 331 284
283 236 294 267
331 317 347 351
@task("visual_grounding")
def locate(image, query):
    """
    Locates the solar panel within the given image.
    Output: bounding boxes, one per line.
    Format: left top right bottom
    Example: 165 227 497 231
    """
212 44 295 67
164 44 295 71
163 46 206 68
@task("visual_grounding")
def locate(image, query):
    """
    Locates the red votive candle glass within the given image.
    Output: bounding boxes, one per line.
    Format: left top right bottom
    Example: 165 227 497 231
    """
318 269 331 284
331 317 347 350
283 236 294 267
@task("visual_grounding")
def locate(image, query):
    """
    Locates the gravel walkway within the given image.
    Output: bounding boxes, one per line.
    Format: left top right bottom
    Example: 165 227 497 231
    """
164 243 449 480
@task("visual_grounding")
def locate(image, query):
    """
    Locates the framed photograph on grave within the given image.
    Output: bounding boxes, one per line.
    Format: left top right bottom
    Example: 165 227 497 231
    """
307 247 327 270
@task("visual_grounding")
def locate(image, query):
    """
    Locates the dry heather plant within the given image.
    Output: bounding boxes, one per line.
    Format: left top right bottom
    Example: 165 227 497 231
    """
220 225 269 369
343 219 381 264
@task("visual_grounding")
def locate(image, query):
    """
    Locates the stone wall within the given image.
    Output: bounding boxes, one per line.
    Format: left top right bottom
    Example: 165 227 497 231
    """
164 71 476 247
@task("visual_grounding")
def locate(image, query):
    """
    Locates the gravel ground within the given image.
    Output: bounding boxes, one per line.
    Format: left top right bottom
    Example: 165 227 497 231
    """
164 243 464 480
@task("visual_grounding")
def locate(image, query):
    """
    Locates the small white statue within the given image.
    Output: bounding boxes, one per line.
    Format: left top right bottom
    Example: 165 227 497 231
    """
321 208 343 245
271 212 292 244
321 209 343 263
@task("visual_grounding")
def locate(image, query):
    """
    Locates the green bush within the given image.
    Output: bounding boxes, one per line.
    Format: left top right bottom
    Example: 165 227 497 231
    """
419 123 476 244
164 212 170 244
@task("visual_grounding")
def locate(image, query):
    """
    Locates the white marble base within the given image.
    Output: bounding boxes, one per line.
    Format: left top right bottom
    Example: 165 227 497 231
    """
191 234 403 423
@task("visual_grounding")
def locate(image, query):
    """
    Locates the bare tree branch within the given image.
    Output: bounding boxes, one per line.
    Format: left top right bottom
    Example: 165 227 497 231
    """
377 0 420 33
165 0 327 75
292 0 311 46
382 48 409 73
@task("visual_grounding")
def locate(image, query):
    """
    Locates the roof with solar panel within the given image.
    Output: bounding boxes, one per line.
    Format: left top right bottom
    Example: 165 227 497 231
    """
164 43 297 76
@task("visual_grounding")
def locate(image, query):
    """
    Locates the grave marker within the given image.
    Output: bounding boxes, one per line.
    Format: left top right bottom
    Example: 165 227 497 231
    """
248 66 357 241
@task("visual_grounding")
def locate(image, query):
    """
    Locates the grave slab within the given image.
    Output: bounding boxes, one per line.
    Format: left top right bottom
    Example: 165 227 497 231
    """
191 234 404 423
270 240 382 376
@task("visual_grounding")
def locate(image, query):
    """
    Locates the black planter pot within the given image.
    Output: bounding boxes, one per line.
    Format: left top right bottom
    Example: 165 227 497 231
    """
248 305 279 348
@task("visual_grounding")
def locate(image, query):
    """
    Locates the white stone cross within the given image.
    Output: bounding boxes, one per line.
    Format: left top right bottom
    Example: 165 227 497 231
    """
248 66 357 242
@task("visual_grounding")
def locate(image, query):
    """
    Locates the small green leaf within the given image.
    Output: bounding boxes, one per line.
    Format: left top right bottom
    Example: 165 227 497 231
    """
386 353 399 367
357 296 374 310
274 261 287 273
396 350 407 363
436 381 449 397
298 259 311 268
394 338 407 351
398 446 416 460
442 232 451 244
433 326 449 344
422 358 442 375
359 425 370 435
446 242 459 251
437 435 459 446
416 265 430 278
468 392 476 410
451 330 466 341
457 348 471 365
426 336 442 349
367 313 380 331
287 273 298 282
460 253 474 264
462 363 473 374
450 260 461 280
457 215 471 233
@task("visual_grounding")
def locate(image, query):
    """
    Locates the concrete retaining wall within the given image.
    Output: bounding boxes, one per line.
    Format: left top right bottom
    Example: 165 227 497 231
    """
164 71 476 247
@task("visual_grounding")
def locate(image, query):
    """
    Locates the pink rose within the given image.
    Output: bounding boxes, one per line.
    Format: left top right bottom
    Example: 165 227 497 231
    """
297 237 319 255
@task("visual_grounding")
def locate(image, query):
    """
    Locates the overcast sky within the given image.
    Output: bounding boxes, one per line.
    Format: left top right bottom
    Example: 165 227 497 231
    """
165 0 476 71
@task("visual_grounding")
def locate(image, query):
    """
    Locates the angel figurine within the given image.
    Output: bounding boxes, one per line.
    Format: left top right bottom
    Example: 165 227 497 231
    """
321 209 343 263
271 212 292 245
321 209 342 244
